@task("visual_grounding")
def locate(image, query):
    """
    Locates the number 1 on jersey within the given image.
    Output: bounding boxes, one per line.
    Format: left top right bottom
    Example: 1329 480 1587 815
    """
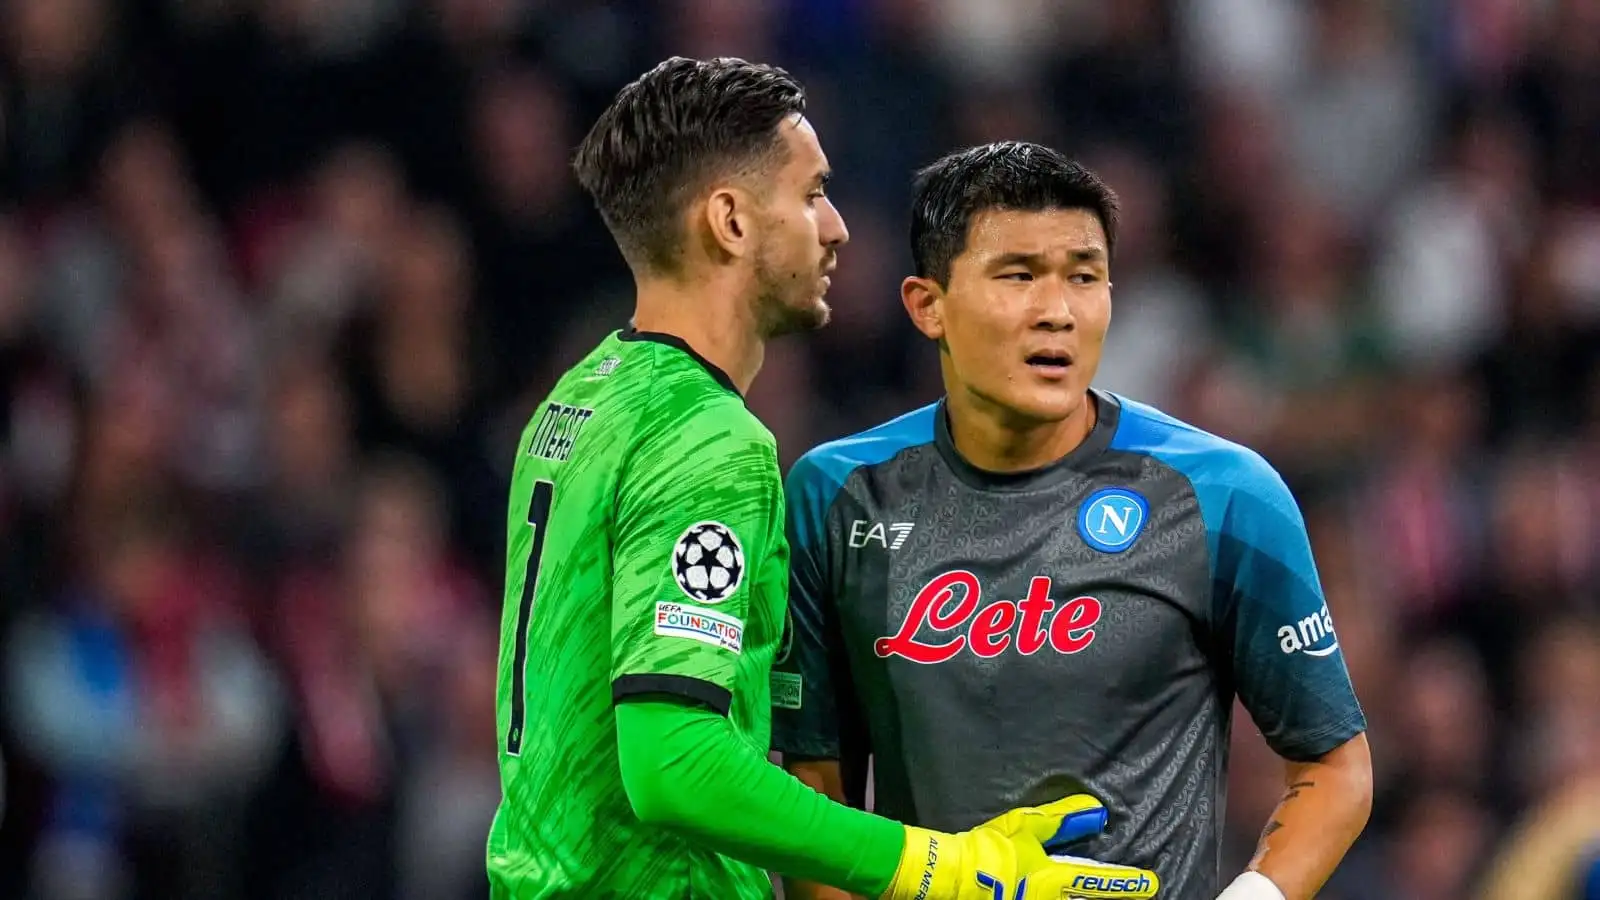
507 478 554 756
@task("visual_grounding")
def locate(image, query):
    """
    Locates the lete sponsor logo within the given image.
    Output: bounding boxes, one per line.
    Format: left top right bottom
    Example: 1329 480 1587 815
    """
874 571 1102 664
655 602 744 654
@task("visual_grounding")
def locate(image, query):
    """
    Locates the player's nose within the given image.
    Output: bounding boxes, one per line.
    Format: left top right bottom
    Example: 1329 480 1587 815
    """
820 197 849 247
1032 281 1074 331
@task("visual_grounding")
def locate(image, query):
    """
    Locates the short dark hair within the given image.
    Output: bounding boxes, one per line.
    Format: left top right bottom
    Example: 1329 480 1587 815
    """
910 142 1120 285
573 57 806 273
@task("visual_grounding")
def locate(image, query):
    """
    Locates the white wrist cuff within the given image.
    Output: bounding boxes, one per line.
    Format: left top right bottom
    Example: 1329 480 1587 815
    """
1216 871 1287 900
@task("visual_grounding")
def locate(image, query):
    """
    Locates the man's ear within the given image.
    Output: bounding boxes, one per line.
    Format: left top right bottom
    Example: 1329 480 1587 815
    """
901 276 945 342
704 186 755 261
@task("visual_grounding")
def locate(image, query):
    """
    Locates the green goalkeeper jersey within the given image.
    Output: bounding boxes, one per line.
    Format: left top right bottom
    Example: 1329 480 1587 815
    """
487 329 789 899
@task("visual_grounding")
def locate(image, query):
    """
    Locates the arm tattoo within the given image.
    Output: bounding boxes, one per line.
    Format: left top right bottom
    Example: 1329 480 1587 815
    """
1283 780 1316 801
1257 781 1311 846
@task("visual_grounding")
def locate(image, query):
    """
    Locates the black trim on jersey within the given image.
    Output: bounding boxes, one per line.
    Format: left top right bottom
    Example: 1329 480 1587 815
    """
612 674 733 716
933 388 1123 491
617 329 741 396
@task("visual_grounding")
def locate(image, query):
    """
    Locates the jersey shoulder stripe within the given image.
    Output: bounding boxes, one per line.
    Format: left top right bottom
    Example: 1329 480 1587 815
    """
1108 394 1311 609
1109 394 1277 493
786 402 938 554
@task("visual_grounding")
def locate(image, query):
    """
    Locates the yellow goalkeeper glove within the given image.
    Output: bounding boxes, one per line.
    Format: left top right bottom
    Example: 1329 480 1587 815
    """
881 794 1160 900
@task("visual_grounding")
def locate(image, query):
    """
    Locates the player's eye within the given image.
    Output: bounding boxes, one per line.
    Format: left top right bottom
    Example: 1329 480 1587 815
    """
998 271 1034 282
1070 272 1099 284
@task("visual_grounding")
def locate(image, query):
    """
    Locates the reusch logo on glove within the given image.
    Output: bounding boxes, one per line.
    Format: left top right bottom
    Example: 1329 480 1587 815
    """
875 572 1101 664
972 870 1153 899
1071 872 1156 894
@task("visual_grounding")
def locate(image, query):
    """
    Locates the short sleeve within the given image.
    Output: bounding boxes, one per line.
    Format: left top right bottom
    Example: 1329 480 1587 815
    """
771 451 847 759
610 405 781 716
1216 454 1367 761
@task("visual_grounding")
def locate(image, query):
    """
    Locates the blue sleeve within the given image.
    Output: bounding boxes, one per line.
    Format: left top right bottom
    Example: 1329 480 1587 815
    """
1214 452 1367 762
771 451 848 760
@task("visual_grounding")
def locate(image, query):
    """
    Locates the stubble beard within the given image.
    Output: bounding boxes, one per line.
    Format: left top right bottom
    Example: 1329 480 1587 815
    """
753 246 830 339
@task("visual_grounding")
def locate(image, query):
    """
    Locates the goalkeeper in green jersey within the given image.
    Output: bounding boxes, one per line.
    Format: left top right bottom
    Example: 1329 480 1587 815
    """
485 56 1163 900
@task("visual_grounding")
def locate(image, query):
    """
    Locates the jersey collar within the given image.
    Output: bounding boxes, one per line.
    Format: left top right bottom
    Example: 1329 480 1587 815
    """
933 389 1122 492
617 329 741 396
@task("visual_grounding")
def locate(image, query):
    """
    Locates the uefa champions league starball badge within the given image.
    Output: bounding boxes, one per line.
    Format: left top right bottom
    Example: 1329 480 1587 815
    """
672 521 745 603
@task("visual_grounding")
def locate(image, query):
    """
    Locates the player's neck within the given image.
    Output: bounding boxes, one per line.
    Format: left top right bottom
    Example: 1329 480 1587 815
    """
632 278 765 395
946 390 1099 474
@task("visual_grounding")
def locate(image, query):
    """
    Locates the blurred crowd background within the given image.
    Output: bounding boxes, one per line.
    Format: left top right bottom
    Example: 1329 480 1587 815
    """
2 0 1599 899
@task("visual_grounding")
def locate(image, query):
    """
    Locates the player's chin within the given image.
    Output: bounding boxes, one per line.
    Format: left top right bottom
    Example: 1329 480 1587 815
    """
768 297 830 337
1008 384 1084 422
798 290 833 326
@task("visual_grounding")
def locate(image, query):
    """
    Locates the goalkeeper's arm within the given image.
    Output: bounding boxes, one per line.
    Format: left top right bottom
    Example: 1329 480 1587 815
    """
615 697 1159 900
786 758 862 900
617 697 899 895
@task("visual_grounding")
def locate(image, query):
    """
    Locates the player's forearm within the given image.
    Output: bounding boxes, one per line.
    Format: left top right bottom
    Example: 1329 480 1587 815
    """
1241 733 1372 900
616 698 902 896
784 758 864 900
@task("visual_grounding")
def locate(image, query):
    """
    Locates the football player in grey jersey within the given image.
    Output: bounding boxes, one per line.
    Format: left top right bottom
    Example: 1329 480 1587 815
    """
773 142 1372 900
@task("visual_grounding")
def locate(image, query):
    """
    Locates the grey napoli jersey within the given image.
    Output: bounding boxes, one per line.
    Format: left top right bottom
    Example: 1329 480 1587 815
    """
772 391 1367 900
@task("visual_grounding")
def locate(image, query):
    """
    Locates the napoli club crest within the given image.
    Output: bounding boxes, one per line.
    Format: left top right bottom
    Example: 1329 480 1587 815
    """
1077 487 1149 553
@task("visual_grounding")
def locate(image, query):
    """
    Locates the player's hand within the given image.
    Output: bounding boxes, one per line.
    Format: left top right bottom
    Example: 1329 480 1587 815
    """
880 794 1159 900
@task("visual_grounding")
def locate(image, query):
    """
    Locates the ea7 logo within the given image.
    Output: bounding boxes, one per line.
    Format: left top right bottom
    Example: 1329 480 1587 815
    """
1277 602 1340 657
849 520 915 549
